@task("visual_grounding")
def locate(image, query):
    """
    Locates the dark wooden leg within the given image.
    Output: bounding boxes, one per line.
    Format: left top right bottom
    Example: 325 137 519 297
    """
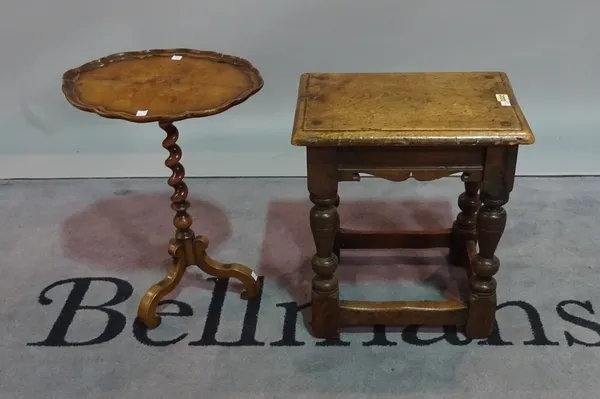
332 196 341 262
450 174 481 267
307 148 340 339
465 148 515 339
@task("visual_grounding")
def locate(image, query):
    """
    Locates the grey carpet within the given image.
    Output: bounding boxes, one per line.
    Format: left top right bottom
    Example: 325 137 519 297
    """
1 176 599 399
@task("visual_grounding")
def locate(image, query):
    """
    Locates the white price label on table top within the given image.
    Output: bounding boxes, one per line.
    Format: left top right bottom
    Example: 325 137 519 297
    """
495 93 511 106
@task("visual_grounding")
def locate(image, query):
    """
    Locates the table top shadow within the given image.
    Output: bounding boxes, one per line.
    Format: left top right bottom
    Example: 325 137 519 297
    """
62 48 263 123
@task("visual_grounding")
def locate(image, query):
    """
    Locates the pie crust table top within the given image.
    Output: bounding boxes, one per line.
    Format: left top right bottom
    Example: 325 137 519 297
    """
62 48 263 123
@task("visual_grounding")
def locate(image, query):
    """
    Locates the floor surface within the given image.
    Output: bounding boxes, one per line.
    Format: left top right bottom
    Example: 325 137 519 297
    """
1 177 599 399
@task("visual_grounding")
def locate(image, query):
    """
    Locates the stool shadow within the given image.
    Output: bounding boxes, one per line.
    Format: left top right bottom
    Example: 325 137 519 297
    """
60 191 233 294
259 198 468 334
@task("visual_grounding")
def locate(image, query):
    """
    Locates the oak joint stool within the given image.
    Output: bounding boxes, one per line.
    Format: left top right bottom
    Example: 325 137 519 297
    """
62 48 264 329
291 72 535 339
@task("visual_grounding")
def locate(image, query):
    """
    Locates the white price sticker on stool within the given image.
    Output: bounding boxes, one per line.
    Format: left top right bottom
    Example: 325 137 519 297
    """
136 110 148 116
495 94 511 106
171 55 182 60
251 271 258 281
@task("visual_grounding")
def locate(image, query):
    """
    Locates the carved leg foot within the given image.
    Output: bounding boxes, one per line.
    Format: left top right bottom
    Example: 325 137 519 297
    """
450 175 481 267
311 266 340 339
193 235 260 300
137 242 185 329
465 193 507 339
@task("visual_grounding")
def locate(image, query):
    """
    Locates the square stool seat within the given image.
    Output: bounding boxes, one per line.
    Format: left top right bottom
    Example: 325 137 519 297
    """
291 71 534 339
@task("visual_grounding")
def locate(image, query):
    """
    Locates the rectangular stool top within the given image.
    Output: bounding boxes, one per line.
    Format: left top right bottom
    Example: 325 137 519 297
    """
291 72 534 147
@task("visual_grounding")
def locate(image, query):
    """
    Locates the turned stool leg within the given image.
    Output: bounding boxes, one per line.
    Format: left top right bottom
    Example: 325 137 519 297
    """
450 174 481 267
332 196 341 262
309 194 340 338
307 148 340 339
465 190 508 339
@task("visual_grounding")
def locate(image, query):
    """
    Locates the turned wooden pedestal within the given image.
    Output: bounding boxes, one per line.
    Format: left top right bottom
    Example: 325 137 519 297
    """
291 72 535 339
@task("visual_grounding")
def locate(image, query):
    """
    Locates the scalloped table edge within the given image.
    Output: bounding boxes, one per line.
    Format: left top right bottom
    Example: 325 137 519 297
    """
61 48 264 123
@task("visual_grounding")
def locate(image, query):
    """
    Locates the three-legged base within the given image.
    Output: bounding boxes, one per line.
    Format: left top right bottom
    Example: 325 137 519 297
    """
137 234 260 329
136 120 260 329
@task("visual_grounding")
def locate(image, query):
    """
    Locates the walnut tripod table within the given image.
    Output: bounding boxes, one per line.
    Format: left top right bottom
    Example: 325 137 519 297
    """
62 49 264 328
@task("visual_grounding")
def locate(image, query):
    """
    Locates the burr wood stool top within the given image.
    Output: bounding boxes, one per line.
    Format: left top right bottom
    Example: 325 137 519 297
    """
62 48 263 123
291 71 535 147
